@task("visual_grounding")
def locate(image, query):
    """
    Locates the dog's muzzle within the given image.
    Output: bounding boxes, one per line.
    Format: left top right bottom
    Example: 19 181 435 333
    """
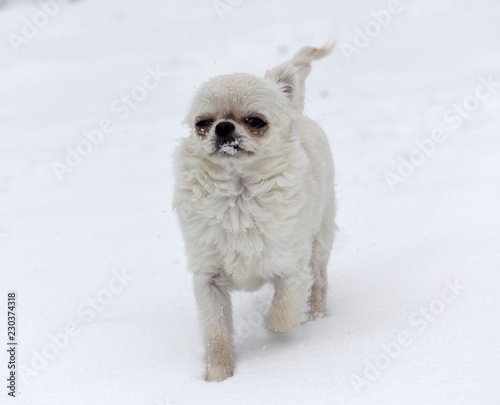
215 121 240 155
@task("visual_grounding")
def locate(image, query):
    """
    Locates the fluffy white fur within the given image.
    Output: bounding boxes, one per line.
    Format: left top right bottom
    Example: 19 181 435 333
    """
173 42 337 382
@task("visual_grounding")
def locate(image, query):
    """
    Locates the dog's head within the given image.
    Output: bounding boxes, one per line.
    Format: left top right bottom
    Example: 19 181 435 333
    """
182 43 334 163
183 71 298 162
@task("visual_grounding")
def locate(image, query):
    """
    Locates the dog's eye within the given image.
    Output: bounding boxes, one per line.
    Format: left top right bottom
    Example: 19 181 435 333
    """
195 120 213 128
244 117 267 129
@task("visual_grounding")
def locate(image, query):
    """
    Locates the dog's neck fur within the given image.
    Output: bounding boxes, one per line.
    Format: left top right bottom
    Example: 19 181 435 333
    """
188 139 306 194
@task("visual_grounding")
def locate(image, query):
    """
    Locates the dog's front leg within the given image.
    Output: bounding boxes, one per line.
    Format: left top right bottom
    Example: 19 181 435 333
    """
266 270 313 334
193 270 234 382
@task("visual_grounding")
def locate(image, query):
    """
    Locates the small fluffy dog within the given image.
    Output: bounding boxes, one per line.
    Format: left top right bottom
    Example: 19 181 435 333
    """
173 42 337 382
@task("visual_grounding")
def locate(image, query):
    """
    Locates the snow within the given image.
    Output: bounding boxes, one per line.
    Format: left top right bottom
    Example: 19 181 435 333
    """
1 0 499 404
219 139 240 155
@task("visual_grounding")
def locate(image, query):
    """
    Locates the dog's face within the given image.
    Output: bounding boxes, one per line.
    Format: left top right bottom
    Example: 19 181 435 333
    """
184 71 299 163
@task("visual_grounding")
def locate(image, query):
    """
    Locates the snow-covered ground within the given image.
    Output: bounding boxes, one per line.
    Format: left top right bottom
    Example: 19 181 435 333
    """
1 0 499 403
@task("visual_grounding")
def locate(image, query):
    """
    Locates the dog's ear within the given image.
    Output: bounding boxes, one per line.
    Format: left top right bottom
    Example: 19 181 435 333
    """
265 64 300 110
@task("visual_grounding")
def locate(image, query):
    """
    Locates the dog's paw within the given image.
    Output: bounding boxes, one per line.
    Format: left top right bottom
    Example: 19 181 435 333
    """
307 309 327 321
205 332 234 382
206 364 234 382
265 304 300 334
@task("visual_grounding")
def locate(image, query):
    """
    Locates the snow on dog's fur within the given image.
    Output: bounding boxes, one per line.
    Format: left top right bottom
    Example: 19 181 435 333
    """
173 42 337 382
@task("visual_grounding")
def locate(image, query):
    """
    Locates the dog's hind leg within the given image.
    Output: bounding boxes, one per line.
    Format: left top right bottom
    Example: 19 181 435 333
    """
193 269 234 382
309 257 328 320
309 199 337 320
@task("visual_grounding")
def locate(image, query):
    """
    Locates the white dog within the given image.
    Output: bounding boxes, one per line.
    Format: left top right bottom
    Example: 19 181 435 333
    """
173 42 337 382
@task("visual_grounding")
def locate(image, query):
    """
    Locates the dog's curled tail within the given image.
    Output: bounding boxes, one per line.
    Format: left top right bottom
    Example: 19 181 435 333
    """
266 41 335 112
291 41 335 86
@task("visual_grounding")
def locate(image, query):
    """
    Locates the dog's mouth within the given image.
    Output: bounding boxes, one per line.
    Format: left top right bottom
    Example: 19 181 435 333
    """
216 139 245 156
208 135 254 158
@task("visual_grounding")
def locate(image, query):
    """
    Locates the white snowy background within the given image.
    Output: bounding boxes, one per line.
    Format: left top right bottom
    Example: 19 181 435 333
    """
1 0 499 404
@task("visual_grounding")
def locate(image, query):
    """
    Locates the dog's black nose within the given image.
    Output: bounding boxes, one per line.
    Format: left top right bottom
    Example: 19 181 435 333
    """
215 121 235 139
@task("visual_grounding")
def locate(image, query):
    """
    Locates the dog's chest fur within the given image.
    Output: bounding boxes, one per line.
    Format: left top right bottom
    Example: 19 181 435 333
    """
175 157 311 290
